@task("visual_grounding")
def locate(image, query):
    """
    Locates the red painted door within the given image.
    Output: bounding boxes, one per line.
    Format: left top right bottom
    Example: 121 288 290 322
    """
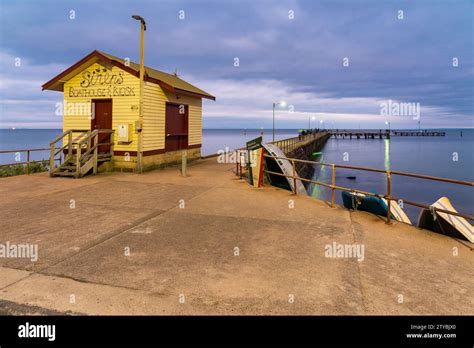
91 99 112 154
165 103 188 151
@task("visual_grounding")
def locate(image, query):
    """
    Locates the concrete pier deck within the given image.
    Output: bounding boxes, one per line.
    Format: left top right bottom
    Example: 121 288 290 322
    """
0 158 472 315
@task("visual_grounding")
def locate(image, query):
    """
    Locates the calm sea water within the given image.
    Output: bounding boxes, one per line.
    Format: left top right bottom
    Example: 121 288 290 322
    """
1 128 472 222
0 129 297 163
310 129 474 222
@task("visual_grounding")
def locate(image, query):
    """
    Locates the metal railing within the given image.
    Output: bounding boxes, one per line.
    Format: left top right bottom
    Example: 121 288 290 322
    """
231 133 327 178
0 148 58 174
227 133 471 225
261 155 473 224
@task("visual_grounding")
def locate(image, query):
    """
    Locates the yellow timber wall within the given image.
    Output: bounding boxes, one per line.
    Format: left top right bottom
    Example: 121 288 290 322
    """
63 62 203 172
142 81 202 151
63 62 140 154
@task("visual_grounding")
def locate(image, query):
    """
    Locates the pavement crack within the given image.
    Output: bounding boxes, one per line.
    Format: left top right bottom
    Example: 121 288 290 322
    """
348 211 369 314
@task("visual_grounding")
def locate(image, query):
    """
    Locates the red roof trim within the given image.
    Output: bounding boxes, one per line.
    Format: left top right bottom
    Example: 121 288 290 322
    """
42 50 215 100
42 50 100 90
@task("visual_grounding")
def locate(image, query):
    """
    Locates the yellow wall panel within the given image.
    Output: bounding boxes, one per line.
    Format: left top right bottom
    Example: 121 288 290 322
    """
62 62 202 154
63 62 140 152
143 83 203 150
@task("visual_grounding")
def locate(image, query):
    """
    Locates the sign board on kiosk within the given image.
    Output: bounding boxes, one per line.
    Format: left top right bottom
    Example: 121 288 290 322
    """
245 137 264 188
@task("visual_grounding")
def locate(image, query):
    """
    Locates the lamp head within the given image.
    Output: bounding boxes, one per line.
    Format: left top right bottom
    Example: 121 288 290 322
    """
279 101 287 107
132 15 147 30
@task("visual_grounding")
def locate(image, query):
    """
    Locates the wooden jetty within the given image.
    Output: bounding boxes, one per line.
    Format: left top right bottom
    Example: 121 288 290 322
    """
329 130 446 139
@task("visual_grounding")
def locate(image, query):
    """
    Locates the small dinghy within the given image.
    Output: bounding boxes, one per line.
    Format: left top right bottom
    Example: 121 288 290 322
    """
261 143 307 195
417 197 474 243
341 191 412 224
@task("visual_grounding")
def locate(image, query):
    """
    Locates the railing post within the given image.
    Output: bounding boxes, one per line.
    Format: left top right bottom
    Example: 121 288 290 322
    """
49 142 55 176
68 131 72 161
235 151 239 176
239 151 244 179
87 134 92 154
331 164 336 207
109 130 114 169
386 170 392 224
26 150 30 175
292 159 297 195
181 150 187 177
75 143 81 178
93 133 98 175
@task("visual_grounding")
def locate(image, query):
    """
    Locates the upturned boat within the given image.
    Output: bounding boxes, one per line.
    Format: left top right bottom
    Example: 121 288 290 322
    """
417 196 474 243
341 191 412 224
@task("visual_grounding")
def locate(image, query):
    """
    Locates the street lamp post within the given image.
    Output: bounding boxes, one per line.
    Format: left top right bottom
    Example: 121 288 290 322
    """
132 15 146 174
309 116 316 129
272 101 286 142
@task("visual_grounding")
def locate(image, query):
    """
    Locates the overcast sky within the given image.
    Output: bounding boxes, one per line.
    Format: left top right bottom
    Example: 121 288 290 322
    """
0 0 472 129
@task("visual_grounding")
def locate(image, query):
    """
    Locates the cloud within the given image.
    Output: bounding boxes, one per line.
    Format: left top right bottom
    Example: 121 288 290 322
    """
195 76 461 127
0 0 472 128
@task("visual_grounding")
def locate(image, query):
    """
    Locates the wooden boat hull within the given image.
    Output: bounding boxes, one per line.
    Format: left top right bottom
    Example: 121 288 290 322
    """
262 143 307 195
341 191 412 224
417 197 474 243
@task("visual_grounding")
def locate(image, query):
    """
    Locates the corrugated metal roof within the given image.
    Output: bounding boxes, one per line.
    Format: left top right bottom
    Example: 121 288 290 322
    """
96 51 214 100
42 50 215 100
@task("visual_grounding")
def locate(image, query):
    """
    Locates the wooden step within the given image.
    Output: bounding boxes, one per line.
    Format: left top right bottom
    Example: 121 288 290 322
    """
80 156 95 176
51 152 111 178
52 171 76 177
98 154 112 162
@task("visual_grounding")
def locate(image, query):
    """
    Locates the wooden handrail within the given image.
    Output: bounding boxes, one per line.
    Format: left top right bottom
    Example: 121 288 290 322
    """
74 130 96 176
3 128 115 177
76 130 97 146
49 130 72 146
54 144 70 157
50 130 81 175
75 129 114 176
0 147 55 154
